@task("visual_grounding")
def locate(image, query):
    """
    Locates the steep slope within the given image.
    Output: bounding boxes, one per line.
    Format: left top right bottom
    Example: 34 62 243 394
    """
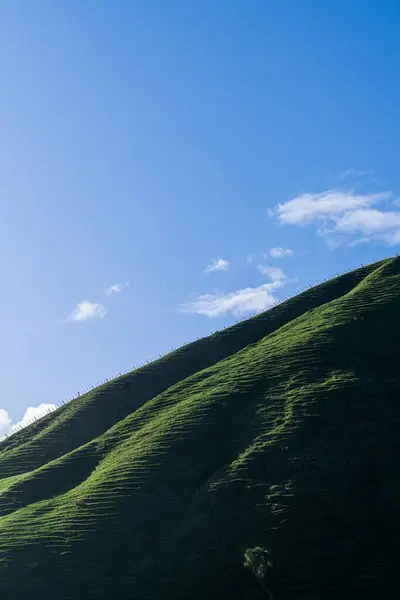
0 257 399 600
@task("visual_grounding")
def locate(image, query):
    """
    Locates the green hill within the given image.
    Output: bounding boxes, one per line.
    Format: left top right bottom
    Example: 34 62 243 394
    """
0 257 399 600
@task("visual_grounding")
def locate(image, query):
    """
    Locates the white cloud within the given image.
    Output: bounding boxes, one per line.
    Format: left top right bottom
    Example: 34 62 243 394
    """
105 282 129 295
0 404 56 438
257 264 286 281
68 301 107 322
326 209 400 246
270 187 400 247
332 209 400 234
12 404 57 431
181 281 283 317
0 409 11 436
272 189 391 226
269 247 293 258
204 257 230 274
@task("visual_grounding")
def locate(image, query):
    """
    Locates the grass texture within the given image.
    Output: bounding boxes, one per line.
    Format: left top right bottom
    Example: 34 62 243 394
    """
0 257 399 599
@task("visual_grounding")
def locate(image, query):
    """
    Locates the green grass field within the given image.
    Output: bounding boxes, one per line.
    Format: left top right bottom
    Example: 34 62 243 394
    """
0 257 399 599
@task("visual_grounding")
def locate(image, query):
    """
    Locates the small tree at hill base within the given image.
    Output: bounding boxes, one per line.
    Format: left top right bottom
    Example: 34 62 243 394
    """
244 546 274 599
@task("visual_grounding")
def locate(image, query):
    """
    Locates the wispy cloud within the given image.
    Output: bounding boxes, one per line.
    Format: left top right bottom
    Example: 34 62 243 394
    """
272 189 391 226
181 281 283 317
270 187 400 246
67 301 107 322
257 264 286 281
246 254 254 265
323 209 400 246
204 257 230 274
339 168 374 181
269 247 293 258
0 404 57 438
331 208 400 234
105 282 129 295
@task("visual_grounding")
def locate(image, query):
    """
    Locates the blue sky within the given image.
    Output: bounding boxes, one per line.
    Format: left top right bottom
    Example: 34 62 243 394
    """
1 0 400 433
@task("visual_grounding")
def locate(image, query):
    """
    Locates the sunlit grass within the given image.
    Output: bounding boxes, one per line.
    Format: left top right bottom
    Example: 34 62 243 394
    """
0 257 398 599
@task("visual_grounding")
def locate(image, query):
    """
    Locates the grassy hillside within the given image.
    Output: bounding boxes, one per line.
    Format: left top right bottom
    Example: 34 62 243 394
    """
0 257 399 600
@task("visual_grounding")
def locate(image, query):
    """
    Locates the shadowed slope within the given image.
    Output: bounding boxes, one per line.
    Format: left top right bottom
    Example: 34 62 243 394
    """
0 257 399 600
0 260 383 477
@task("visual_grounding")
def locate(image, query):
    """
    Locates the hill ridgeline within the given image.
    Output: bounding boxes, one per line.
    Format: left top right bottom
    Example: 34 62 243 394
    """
0 257 399 600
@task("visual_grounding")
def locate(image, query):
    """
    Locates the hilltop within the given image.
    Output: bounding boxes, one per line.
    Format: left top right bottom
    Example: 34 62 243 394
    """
0 257 399 600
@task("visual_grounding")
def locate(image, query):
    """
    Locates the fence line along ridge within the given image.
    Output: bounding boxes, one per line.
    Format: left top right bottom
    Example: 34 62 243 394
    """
0 256 390 443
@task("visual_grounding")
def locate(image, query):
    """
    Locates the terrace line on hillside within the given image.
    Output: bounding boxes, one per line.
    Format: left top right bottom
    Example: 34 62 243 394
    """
0 256 399 600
